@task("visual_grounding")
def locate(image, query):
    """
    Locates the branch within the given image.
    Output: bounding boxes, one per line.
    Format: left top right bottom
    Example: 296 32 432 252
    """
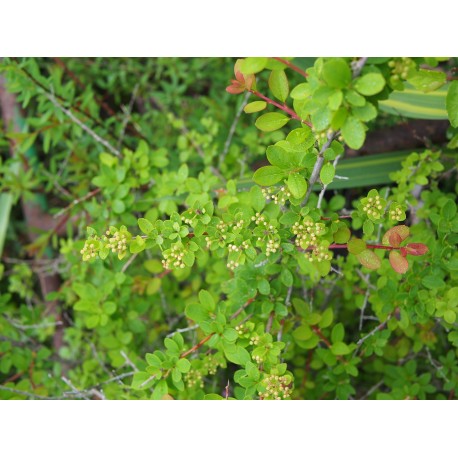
302 132 337 206
352 57 368 78
180 333 214 359
355 314 392 350
317 154 342 209
249 89 311 126
272 57 308 78
45 92 122 158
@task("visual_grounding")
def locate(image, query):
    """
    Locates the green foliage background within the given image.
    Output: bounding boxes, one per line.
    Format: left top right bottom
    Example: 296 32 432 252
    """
0 57 457 400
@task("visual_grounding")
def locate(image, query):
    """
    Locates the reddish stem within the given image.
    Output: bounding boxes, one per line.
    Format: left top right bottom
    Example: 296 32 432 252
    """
249 89 311 127
272 57 308 78
327 243 396 251
180 333 214 359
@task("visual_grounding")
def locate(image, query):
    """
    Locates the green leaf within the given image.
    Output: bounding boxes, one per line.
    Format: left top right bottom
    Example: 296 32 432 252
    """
331 341 351 356
408 69 446 93
447 81 458 127
280 268 293 287
223 344 251 365
255 113 290 132
347 238 366 255
199 289 216 311
333 226 350 244
287 173 307 199
176 358 191 373
185 303 211 323
112 199 125 214
223 328 238 343
241 57 268 74
441 199 457 221
292 325 313 341
354 73 385 96
320 162 335 185
131 372 154 390
357 249 381 270
331 323 345 343
422 275 445 290
244 101 267 113
266 145 298 169
138 218 154 234
352 103 377 122
253 166 285 186
363 219 374 236
322 59 351 89
269 70 289 102
444 310 457 324
341 116 365 149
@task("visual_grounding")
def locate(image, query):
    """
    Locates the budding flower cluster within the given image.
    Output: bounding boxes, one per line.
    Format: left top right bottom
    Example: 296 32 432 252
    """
103 230 128 255
80 239 99 261
292 218 326 249
360 191 386 221
203 356 220 376
235 323 251 337
304 243 332 263
389 205 405 221
184 369 204 389
232 219 245 230
228 241 250 253
227 260 240 271
251 212 268 226
259 374 292 400
388 57 413 80
265 239 280 257
162 244 187 270
261 186 291 205
249 335 260 346
312 127 333 142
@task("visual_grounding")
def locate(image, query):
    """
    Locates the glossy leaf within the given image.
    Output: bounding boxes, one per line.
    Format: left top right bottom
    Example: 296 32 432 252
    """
269 70 289 102
255 113 290 132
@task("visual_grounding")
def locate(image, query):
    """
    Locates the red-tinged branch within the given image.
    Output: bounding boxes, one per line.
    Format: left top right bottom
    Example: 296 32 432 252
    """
272 57 308 79
248 89 311 127
180 333 214 359
327 243 397 251
230 297 256 320
311 326 345 362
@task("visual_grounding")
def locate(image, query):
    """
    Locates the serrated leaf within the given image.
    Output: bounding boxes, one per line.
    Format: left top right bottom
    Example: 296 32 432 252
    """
287 173 307 199
341 115 365 149
244 101 267 113
269 70 289 102
255 113 290 132
389 251 409 274
357 249 381 270
320 162 335 185
354 73 385 96
253 166 285 186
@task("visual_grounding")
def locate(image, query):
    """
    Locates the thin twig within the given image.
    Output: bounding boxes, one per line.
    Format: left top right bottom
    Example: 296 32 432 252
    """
355 315 392 350
360 379 384 400
219 91 250 168
46 92 121 157
352 57 368 78
117 83 139 150
53 188 101 218
121 253 138 273
317 154 342 209
61 376 91 400
120 351 139 372
272 57 308 78
166 324 199 338
302 132 337 206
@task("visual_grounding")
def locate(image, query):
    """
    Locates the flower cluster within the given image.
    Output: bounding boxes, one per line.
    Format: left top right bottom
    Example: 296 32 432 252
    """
261 186 291 205
304 243 332 263
388 203 406 222
162 243 187 270
388 57 414 81
80 238 99 261
259 374 292 400
103 229 128 256
181 207 207 226
226 260 240 270
228 241 250 253
184 369 204 389
292 217 326 249
360 190 386 221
